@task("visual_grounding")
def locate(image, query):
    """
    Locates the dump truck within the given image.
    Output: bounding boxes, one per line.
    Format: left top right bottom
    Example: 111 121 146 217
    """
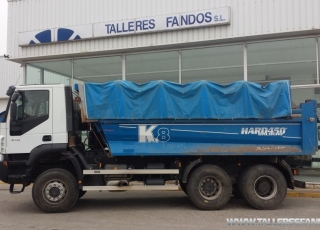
0 80 318 213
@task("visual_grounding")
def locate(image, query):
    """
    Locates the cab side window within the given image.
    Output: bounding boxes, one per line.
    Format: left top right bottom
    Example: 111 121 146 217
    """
23 91 49 120
10 90 49 136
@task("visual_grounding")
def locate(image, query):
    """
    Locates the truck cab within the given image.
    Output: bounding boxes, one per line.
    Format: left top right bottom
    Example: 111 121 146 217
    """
0 85 70 185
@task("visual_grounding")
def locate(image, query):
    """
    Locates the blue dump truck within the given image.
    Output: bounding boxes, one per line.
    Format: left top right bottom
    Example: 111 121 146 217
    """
0 80 318 212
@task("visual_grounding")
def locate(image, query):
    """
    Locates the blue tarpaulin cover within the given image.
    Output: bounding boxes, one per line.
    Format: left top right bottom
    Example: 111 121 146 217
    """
84 80 291 120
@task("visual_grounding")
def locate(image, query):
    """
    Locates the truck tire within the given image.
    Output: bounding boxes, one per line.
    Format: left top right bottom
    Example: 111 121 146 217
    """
179 180 188 195
235 165 254 201
238 164 286 210
32 168 79 213
78 190 87 199
187 164 232 210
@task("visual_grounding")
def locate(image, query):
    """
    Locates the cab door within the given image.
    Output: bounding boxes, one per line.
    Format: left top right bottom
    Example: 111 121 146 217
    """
6 88 53 154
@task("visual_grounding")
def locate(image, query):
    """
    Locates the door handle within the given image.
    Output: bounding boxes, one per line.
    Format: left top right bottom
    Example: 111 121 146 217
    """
42 135 52 142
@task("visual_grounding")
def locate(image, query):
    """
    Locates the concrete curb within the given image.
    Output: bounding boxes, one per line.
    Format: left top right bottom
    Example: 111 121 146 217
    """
286 191 320 198
305 182 320 189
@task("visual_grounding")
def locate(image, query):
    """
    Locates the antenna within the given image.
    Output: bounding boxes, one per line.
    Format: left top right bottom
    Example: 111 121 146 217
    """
15 75 21 86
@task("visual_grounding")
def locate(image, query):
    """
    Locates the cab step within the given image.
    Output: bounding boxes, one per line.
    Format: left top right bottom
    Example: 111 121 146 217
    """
8 175 28 194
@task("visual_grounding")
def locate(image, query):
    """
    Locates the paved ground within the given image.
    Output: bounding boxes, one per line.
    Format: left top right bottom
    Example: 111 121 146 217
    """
1 184 320 230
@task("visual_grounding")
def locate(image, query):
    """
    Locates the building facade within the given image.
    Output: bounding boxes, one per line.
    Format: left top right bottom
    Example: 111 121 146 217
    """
5 0 320 109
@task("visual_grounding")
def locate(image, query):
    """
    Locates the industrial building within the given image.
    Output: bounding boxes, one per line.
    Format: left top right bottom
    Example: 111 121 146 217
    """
3 0 320 109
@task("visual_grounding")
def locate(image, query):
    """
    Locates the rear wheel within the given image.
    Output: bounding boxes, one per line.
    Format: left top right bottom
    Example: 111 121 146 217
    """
235 166 253 201
238 164 287 210
32 168 79 213
187 165 232 210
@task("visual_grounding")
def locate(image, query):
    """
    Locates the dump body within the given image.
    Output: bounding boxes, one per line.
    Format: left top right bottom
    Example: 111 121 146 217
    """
79 80 317 157
97 103 317 156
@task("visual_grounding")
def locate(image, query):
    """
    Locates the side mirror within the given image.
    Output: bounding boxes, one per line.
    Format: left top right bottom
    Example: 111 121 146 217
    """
11 92 19 102
10 101 22 136
10 102 17 120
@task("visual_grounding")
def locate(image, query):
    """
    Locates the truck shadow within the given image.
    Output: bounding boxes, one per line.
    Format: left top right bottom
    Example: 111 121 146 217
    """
5 190 258 214
72 194 251 213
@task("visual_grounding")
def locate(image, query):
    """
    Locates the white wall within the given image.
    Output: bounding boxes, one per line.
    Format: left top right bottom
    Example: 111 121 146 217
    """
0 57 23 98
7 0 320 63
0 56 23 112
0 99 7 112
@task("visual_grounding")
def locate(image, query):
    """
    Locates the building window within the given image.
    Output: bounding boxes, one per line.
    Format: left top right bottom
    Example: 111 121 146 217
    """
42 60 72 85
291 87 320 117
181 45 244 84
26 60 72 85
25 36 320 87
74 56 122 82
26 65 41 84
126 51 179 83
247 38 317 86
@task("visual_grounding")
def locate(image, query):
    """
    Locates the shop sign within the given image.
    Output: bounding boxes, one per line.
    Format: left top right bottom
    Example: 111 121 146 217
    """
94 7 230 37
19 7 230 46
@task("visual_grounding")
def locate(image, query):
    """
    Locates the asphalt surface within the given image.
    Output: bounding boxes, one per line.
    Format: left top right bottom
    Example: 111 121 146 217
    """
0 184 320 230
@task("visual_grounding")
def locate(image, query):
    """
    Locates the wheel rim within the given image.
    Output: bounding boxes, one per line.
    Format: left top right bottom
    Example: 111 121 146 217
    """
253 175 277 200
199 176 222 200
42 180 67 204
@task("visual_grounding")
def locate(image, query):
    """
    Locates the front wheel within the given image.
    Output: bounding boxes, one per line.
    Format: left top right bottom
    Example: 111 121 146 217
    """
32 168 79 213
78 189 87 199
238 164 287 210
187 164 232 210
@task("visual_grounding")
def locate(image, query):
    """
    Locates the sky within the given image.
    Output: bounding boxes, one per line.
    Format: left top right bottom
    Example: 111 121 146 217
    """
0 0 7 55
